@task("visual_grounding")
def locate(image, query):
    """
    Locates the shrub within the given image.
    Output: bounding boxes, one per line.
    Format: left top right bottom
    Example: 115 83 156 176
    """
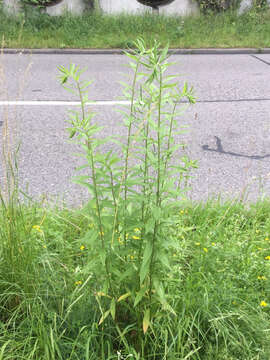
197 0 237 13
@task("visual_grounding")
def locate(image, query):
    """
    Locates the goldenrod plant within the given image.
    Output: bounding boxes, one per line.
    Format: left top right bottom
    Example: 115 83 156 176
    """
58 38 196 352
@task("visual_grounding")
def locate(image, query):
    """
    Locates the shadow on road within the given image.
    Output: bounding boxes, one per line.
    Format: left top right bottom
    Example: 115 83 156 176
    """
202 136 270 160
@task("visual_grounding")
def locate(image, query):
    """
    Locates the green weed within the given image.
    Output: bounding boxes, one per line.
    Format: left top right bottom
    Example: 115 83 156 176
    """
57 38 196 355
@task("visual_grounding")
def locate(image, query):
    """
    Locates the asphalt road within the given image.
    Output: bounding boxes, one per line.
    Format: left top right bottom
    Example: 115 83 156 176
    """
1 52 270 205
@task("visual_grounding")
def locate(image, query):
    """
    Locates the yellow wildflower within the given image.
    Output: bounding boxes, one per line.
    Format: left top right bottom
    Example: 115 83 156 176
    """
203 248 208 253
180 210 185 215
43 245 47 249
260 300 267 307
75 281 82 286
211 242 216 246
32 225 42 232
80 245 85 251
195 242 200 246
265 256 270 260
134 228 140 233
265 237 270 241
132 236 140 240
258 276 267 280
130 255 134 260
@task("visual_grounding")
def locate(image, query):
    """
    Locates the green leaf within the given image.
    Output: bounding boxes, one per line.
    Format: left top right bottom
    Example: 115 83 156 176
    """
153 278 166 304
140 242 153 284
162 301 176 316
124 53 140 62
160 43 169 62
118 266 135 282
72 179 94 196
143 309 150 334
96 292 111 298
69 128 76 139
145 218 155 235
100 248 107 266
80 229 98 248
158 250 170 269
110 298 116 320
117 292 131 302
98 310 110 325
162 82 178 89
74 164 89 171
0 341 10 360
134 285 147 307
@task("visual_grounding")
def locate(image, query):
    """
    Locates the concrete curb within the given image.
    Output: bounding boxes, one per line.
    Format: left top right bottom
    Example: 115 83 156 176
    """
2 48 270 55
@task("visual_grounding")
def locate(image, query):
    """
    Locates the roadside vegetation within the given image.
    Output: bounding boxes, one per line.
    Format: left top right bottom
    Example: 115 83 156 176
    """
1 196 270 359
0 7 270 49
1 39 270 359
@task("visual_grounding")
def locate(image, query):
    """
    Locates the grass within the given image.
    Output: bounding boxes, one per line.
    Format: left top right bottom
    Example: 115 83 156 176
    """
1 7 270 49
1 199 270 359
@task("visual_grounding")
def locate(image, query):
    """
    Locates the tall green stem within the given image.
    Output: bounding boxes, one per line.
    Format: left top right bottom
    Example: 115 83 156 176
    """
77 83 103 244
164 103 177 174
138 109 150 284
123 57 141 247
149 67 163 301
77 82 112 290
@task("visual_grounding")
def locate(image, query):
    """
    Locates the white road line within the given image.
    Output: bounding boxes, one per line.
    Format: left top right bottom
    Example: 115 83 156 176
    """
0 100 131 106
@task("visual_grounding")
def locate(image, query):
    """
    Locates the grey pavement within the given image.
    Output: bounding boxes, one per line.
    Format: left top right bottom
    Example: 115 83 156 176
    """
1 53 270 102
1 53 270 205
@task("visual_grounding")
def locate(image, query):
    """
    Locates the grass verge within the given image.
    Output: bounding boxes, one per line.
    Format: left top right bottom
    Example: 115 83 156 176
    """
1 199 270 359
1 8 270 49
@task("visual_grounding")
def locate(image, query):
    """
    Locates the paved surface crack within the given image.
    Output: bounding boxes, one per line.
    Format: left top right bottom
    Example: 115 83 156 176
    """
1 98 270 106
250 54 270 66
190 98 270 104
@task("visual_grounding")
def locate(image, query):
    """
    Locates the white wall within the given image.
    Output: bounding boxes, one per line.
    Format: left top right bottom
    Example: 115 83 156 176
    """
3 0 86 16
159 0 199 15
99 0 145 14
99 0 199 15
46 0 85 16
3 0 199 17
3 0 22 15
